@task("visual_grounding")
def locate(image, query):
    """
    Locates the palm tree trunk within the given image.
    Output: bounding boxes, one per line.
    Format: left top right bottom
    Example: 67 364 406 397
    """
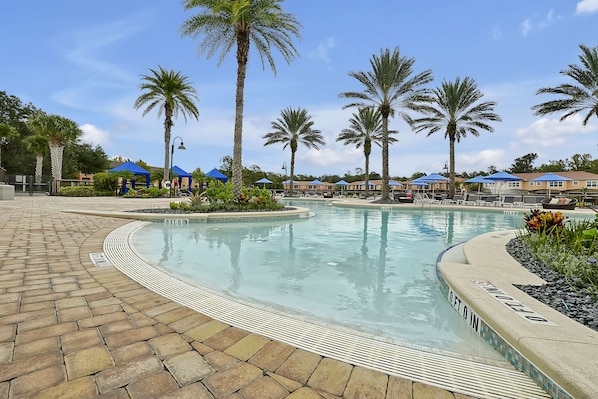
233 34 249 201
449 139 456 198
35 154 43 184
289 151 296 196
381 115 390 201
163 105 173 183
364 144 370 198
49 144 63 194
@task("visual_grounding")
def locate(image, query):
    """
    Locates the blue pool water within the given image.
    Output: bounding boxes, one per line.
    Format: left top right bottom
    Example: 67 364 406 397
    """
130 201 527 360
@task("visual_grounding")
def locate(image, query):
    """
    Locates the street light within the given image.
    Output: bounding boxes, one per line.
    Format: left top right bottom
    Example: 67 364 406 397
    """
281 162 287 195
170 136 185 197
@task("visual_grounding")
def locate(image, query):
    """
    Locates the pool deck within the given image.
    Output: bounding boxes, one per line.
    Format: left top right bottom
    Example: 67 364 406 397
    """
0 196 595 398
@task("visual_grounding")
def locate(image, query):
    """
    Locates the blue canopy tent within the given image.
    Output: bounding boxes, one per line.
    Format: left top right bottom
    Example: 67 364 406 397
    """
108 161 150 194
464 175 494 197
206 168 229 183
172 165 192 190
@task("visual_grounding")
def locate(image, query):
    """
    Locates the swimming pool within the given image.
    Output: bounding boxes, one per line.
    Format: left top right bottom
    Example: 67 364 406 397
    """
130 201 525 361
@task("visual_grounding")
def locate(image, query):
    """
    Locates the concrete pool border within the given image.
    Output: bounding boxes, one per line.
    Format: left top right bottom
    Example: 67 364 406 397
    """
437 230 598 399
103 220 551 399
73 203 576 398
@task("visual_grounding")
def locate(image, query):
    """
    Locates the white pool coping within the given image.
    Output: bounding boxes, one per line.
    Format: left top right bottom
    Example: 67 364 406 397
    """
103 220 551 399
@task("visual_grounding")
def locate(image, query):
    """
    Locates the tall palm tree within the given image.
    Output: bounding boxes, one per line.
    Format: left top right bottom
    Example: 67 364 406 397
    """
181 0 302 201
263 107 324 196
532 44 598 126
23 134 47 184
412 77 501 198
134 66 199 183
339 47 433 201
27 112 82 184
336 107 397 197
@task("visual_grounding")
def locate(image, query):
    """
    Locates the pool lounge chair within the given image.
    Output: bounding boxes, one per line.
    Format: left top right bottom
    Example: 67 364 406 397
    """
542 197 577 210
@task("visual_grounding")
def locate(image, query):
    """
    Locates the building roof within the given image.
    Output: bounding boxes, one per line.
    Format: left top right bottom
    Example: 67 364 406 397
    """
514 171 598 181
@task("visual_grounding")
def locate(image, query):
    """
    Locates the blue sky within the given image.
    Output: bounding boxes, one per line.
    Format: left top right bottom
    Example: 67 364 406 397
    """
2 1 598 178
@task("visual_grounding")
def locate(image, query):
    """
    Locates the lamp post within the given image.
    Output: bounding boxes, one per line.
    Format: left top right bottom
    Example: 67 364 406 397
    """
281 162 287 195
170 136 185 197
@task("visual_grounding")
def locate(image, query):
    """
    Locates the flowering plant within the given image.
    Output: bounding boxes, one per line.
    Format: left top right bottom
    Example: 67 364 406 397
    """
524 209 568 234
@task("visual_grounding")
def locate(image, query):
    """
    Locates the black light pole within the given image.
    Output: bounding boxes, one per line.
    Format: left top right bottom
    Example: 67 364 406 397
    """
170 136 185 197
281 162 287 196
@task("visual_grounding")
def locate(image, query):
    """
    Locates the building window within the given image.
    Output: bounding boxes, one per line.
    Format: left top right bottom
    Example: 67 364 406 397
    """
587 180 598 188
507 181 521 188
573 181 579 186
549 181 564 188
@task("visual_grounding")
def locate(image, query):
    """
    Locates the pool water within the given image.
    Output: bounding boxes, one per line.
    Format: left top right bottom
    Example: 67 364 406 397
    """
130 201 526 360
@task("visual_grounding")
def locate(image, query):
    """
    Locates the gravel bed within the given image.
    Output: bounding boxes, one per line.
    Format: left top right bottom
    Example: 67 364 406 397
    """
506 237 598 331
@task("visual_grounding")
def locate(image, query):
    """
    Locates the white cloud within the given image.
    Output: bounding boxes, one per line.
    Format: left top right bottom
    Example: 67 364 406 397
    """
521 18 532 36
514 114 597 147
310 37 336 63
80 123 110 147
520 10 560 36
458 149 507 171
577 0 598 14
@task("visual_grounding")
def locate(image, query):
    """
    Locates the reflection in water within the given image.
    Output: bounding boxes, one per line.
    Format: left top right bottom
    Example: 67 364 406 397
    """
131 203 522 359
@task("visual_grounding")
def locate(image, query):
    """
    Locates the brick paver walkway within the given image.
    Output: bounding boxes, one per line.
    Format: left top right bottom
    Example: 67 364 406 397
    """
0 196 480 398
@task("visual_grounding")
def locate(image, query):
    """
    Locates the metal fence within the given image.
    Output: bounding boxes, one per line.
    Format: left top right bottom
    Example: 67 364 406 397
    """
4 175 52 196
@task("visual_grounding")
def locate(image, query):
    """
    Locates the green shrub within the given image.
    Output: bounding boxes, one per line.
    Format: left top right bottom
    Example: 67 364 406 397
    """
58 186 95 197
93 172 119 193
519 209 598 298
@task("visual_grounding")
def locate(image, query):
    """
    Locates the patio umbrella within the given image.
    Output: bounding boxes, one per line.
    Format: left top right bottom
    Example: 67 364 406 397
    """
410 179 429 194
389 180 402 195
255 177 273 188
418 173 448 197
530 173 571 197
484 171 522 195
335 180 349 196
464 175 493 196
310 179 323 194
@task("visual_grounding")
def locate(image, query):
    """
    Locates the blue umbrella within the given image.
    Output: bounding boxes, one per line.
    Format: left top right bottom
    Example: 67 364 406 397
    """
531 173 571 197
418 173 448 196
336 180 349 196
485 171 522 181
389 180 402 187
464 175 494 196
485 171 522 196
255 177 273 188
419 173 449 182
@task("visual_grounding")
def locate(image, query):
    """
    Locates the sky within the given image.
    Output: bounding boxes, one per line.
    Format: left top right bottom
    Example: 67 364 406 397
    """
2 1 598 179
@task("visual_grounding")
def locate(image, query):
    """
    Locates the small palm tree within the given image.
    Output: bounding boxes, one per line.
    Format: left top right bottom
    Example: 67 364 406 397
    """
27 113 82 184
24 134 48 184
339 47 433 201
413 76 501 197
134 66 199 183
337 107 397 197
181 0 302 201
532 44 598 126
263 107 325 196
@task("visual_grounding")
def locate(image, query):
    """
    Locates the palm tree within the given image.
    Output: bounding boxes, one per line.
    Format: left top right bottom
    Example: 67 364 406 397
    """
134 66 199 183
23 134 47 184
27 113 82 185
339 47 433 201
337 107 397 197
181 0 302 201
263 107 325 196
532 44 598 126
412 76 501 198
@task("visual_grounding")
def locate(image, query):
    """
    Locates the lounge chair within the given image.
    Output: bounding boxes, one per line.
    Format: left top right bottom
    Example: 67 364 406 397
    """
542 197 577 210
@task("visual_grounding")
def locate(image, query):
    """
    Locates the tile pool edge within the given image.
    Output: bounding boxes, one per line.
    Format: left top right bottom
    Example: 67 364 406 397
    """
102 220 551 399
437 231 598 399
